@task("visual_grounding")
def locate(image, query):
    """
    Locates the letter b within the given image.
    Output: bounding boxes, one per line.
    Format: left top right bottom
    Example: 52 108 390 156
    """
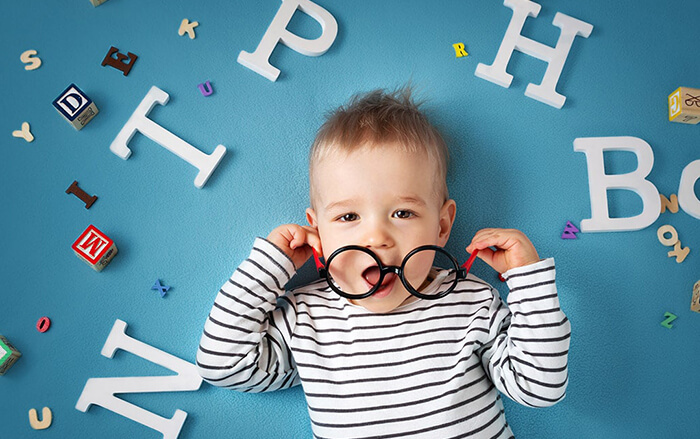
574 137 660 232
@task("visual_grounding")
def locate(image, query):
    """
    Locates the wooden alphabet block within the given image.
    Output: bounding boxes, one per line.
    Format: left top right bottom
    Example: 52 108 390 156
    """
0 335 21 376
692 280 700 314
72 225 118 271
668 87 700 125
53 83 99 130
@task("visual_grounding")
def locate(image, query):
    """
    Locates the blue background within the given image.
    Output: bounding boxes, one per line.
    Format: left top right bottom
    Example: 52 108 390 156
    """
1 0 699 438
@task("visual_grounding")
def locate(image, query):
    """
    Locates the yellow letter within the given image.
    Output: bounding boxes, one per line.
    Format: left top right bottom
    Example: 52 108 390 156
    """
452 43 468 58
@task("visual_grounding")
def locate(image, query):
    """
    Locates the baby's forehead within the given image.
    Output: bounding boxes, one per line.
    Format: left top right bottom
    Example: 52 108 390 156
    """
310 146 446 209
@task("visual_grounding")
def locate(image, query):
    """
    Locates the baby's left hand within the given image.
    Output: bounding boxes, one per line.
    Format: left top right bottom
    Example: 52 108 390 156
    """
466 228 540 274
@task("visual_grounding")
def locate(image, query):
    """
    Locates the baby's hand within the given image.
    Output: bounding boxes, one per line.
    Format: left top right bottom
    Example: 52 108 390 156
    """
465 228 540 274
267 224 322 270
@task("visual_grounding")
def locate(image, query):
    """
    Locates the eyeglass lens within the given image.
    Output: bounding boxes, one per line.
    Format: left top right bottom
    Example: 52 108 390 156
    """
326 248 459 298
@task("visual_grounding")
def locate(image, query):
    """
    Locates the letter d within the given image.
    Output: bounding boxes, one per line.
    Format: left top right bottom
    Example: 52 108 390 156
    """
61 93 84 113
574 137 660 232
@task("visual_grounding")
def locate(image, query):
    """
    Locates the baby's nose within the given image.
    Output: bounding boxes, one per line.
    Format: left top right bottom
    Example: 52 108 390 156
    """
361 222 394 249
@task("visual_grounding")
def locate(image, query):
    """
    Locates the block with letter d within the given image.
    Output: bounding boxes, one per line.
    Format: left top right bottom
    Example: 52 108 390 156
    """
53 83 99 130
72 225 118 271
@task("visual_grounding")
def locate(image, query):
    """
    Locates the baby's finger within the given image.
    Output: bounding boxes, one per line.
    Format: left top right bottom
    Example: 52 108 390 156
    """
474 231 519 252
473 246 495 266
467 229 499 248
466 230 500 253
301 226 323 255
288 225 309 250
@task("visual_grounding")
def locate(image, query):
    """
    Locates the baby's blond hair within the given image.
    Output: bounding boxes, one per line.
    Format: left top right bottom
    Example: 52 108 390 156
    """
309 86 449 207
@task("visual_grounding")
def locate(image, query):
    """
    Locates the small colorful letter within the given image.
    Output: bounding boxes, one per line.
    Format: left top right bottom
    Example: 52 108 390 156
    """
453 43 468 58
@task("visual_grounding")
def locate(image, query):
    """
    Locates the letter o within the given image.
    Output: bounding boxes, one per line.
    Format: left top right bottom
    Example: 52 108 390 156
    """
657 225 678 246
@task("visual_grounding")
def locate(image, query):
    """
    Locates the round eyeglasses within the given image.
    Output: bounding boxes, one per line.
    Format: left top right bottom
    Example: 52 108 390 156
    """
312 246 479 300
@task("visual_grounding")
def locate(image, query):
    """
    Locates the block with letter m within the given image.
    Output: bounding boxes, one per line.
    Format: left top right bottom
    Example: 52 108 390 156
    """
72 225 118 271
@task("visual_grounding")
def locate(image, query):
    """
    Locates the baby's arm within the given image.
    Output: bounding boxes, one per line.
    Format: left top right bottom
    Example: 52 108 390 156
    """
468 229 571 407
195 225 319 392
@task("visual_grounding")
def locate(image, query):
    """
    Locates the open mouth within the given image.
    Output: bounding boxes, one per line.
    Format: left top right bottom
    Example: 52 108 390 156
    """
362 266 397 298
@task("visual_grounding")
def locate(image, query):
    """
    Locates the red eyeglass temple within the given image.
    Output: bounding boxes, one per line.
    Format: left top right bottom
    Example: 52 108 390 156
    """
462 249 479 272
312 248 325 270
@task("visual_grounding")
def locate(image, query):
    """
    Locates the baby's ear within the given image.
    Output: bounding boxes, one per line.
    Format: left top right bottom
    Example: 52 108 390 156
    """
306 208 318 228
438 199 457 245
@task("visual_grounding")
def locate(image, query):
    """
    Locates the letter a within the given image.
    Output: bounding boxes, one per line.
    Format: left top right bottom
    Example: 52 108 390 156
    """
238 0 338 81
76 319 202 439
574 137 660 232
475 0 593 108
110 86 226 188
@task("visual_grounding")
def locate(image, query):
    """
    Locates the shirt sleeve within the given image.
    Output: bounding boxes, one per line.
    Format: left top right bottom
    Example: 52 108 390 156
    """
477 258 571 407
195 237 301 392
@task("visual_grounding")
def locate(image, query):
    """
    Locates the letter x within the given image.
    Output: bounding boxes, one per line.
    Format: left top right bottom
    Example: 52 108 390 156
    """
151 279 170 298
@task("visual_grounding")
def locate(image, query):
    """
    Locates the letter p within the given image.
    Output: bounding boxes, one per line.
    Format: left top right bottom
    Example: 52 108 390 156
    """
237 0 338 81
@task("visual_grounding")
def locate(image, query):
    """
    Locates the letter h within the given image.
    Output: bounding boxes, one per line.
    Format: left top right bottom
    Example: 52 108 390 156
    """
475 0 593 109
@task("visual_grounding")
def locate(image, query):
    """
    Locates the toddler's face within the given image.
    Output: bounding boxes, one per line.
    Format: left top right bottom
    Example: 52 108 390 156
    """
307 144 456 313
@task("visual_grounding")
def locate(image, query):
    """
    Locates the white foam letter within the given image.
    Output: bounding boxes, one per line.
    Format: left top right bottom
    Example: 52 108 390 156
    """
475 0 593 108
574 136 660 232
76 319 202 439
110 86 226 188
238 0 338 81
678 160 700 219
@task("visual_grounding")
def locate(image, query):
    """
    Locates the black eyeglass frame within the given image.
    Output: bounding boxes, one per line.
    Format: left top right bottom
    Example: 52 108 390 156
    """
312 245 479 300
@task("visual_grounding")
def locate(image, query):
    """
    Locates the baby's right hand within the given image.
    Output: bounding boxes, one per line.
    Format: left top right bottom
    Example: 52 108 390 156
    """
266 224 322 270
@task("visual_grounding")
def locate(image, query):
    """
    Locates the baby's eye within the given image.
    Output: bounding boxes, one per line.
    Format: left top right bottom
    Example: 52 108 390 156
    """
338 213 359 222
392 210 415 219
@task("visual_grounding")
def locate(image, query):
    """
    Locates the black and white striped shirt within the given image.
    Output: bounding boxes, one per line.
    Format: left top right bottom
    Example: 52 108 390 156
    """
196 238 570 439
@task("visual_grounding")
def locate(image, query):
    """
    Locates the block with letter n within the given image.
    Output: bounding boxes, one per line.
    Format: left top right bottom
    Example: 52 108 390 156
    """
72 225 118 271
53 83 99 130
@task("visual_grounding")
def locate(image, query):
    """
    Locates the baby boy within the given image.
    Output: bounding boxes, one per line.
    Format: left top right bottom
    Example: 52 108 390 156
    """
196 87 571 438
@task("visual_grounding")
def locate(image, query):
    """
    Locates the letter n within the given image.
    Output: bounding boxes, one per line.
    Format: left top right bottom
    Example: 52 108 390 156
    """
75 319 202 439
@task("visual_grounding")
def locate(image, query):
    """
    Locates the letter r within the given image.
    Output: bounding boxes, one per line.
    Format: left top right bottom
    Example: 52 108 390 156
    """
574 137 660 232
237 0 338 81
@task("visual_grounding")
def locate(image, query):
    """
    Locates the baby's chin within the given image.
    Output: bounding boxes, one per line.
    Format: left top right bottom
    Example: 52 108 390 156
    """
351 288 416 314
